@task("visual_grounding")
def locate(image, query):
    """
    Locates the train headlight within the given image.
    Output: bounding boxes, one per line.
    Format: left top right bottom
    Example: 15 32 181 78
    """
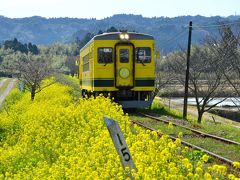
124 34 129 40
119 33 129 40
120 34 125 40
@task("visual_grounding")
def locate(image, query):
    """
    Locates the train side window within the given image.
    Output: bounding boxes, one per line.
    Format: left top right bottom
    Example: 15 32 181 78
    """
83 54 89 72
120 49 129 63
135 47 151 63
98 48 113 63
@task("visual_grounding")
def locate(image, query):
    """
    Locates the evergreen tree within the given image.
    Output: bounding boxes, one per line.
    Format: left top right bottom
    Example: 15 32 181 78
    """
31 44 39 55
0 55 3 64
3 38 38 54
80 32 94 48
106 26 118 32
28 43 39 55
97 30 103 34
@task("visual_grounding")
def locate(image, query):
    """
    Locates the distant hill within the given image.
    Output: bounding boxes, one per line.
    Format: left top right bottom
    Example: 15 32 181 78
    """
0 14 239 54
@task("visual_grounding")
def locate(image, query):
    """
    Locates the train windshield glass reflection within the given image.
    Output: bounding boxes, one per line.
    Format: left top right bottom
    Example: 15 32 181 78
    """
98 48 113 63
120 49 129 63
135 47 151 63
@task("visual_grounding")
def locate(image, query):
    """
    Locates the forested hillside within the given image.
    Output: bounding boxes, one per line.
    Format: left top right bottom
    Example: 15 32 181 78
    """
0 14 239 54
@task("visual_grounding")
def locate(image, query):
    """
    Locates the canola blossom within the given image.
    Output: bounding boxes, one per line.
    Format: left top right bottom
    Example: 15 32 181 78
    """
0 82 239 179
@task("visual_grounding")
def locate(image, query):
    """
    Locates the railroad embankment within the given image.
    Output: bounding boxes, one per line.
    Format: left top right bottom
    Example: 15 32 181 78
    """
0 79 239 178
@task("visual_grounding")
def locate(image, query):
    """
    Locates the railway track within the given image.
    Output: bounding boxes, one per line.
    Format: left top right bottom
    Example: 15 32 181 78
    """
139 112 240 146
131 119 235 166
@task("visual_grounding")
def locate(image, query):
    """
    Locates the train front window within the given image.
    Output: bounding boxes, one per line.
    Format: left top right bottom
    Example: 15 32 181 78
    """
135 47 151 63
98 48 113 64
120 49 129 63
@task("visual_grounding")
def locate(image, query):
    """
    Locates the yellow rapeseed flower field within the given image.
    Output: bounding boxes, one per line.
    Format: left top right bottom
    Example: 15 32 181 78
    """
0 81 239 179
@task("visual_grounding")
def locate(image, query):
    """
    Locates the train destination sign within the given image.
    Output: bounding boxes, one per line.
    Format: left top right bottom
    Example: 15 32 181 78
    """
103 117 136 171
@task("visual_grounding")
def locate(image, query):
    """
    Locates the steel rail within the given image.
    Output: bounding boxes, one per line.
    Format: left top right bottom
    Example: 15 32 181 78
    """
131 120 234 166
139 112 240 146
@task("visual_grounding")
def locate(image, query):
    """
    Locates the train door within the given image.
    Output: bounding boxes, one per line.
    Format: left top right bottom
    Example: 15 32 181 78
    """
116 45 134 88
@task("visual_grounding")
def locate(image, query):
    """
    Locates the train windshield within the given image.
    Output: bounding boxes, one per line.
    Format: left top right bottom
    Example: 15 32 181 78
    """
135 47 151 63
120 49 129 63
98 48 113 63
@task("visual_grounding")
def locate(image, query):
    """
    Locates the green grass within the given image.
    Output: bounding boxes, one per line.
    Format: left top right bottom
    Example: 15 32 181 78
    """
131 99 240 163
184 137 240 161
143 100 183 119
200 122 240 142
144 99 240 142
130 114 190 135
141 100 198 128
130 113 240 162
54 74 81 99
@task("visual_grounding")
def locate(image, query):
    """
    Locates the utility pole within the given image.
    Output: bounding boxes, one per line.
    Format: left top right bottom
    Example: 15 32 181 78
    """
183 21 192 119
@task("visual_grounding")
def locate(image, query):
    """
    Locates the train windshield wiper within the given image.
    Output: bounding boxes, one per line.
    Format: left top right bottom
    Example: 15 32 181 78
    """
136 52 146 66
140 59 146 66
104 61 111 66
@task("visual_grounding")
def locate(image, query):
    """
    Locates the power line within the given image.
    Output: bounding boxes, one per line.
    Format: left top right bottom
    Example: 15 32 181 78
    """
161 21 239 47
155 20 240 31
192 21 240 28
160 29 187 48
159 20 239 52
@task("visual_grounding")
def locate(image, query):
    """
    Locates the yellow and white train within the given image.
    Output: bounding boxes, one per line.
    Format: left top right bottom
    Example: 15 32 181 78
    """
78 32 155 108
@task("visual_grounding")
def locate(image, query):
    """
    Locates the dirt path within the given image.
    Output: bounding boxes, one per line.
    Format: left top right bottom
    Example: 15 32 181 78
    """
156 97 240 129
0 79 17 106
0 79 7 89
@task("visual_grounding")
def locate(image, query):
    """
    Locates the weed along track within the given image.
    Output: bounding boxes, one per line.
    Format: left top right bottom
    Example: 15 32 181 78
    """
139 112 240 146
129 112 240 164
130 119 235 167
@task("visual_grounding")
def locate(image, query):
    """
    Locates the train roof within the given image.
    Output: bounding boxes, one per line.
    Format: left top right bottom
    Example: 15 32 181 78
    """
94 32 154 40
80 32 154 52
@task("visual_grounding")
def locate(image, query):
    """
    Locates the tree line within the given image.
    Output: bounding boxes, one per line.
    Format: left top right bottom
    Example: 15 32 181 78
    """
0 26 120 100
1 24 239 123
3 38 39 55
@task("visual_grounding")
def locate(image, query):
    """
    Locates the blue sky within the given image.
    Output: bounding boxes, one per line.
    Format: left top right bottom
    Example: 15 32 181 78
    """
0 0 239 19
